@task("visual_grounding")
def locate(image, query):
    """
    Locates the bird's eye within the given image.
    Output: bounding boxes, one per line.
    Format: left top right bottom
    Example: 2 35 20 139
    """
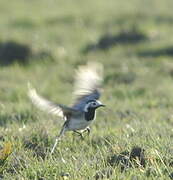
92 102 97 106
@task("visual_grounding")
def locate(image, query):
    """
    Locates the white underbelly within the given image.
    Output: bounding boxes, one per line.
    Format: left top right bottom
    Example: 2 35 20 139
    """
68 117 92 130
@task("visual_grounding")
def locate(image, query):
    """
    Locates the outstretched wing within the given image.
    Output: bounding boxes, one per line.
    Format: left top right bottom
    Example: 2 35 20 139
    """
28 85 79 118
72 62 103 110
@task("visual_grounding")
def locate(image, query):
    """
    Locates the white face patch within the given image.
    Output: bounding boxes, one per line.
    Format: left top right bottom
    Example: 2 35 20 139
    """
84 100 101 112
84 103 91 112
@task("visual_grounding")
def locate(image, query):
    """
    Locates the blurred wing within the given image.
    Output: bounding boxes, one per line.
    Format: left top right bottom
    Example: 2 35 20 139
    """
28 85 78 118
72 62 103 109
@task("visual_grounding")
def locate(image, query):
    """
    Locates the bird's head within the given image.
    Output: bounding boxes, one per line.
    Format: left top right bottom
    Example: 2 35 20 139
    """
84 100 105 112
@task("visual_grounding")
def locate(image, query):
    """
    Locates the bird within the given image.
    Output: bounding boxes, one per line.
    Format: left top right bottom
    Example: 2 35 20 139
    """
28 62 105 154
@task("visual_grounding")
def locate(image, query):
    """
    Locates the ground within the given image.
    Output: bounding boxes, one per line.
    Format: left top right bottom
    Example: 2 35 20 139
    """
0 0 173 179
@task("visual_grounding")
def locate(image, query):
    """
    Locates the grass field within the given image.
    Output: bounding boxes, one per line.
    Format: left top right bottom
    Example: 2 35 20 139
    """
0 0 173 179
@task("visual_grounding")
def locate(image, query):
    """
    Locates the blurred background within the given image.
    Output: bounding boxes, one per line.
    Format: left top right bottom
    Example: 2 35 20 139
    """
0 0 173 179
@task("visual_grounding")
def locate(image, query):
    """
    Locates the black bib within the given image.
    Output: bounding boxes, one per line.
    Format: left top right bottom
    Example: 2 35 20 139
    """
84 108 96 121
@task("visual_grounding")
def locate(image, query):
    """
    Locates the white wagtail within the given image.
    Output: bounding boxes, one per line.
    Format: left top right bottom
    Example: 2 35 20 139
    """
28 62 105 154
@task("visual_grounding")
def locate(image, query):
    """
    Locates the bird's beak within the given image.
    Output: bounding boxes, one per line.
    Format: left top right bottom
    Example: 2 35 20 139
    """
97 101 106 108
99 104 105 107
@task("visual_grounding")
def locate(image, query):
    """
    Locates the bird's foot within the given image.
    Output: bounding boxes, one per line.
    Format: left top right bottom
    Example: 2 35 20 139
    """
85 127 91 136
73 130 84 140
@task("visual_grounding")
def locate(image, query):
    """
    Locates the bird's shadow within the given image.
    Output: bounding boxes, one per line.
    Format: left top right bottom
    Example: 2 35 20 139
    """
0 41 54 66
94 146 146 179
137 46 173 57
83 29 147 53
107 146 146 172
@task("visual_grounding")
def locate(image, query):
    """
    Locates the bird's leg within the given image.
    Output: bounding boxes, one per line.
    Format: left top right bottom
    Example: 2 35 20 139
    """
73 127 90 139
73 130 84 140
51 124 67 154
82 127 91 136
85 127 91 136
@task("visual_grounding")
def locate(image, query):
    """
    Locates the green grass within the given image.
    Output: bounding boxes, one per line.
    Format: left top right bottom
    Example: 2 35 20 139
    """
0 0 173 179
